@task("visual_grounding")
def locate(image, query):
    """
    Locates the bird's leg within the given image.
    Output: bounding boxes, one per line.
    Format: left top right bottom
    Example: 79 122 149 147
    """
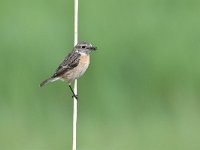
69 85 78 100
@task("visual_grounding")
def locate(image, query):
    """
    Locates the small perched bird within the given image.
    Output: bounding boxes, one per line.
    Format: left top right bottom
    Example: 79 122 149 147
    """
40 41 97 99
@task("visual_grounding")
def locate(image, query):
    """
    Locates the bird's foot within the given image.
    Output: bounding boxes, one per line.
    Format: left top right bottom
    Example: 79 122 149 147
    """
72 94 78 100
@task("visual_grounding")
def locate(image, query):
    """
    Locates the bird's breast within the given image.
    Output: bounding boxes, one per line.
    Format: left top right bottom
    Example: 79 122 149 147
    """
73 55 90 79
62 55 90 83
78 55 90 74
80 54 90 64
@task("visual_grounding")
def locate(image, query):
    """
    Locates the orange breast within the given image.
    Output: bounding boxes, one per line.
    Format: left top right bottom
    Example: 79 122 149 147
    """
61 54 90 83
80 55 90 64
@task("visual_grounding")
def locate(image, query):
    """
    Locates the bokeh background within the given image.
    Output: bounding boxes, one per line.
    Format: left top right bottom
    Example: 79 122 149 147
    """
0 0 200 150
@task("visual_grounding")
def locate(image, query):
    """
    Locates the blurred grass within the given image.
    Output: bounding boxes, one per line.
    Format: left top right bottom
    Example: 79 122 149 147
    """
0 0 200 150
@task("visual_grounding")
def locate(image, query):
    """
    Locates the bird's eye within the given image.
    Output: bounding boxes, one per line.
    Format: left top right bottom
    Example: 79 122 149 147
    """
82 46 86 48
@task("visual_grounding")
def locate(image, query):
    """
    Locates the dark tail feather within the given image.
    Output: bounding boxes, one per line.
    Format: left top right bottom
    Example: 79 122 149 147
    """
40 77 53 87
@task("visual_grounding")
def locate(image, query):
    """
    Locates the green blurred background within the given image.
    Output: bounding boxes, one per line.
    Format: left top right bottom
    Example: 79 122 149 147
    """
0 0 200 150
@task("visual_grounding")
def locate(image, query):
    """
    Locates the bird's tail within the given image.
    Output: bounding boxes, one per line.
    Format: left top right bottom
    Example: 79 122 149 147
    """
40 77 59 87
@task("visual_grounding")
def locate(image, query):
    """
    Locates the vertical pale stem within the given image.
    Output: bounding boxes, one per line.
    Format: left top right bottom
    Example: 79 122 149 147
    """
74 0 78 45
72 0 78 149
72 80 77 150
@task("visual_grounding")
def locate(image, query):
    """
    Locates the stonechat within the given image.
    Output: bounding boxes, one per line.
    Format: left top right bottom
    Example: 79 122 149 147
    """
40 41 97 99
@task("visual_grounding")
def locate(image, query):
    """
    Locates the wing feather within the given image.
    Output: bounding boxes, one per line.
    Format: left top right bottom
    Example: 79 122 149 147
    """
52 51 81 78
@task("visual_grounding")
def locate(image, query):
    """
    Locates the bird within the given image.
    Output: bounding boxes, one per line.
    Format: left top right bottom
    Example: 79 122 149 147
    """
40 41 97 99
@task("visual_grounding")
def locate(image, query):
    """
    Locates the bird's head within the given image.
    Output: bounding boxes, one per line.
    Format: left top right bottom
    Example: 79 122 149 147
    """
74 41 97 55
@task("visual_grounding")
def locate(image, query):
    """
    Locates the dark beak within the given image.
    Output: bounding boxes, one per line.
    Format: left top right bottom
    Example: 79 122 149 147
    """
90 46 97 51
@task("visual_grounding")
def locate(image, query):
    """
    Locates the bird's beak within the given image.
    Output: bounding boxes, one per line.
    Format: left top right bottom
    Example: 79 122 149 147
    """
90 46 97 51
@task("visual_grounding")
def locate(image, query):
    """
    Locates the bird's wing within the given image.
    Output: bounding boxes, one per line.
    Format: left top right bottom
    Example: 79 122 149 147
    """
52 51 81 78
